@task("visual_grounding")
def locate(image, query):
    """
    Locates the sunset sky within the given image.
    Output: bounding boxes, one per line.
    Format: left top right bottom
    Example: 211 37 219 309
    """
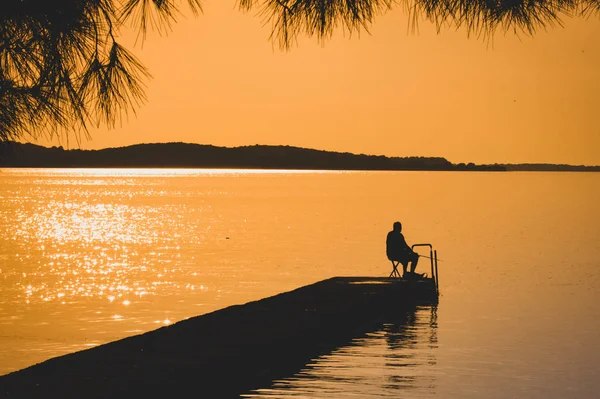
36 3 600 165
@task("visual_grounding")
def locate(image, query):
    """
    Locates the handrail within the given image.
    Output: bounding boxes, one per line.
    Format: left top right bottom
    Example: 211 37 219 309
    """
434 250 439 292
411 243 439 294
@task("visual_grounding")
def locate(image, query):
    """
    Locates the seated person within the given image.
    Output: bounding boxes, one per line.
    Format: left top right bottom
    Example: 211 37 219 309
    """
386 221 419 275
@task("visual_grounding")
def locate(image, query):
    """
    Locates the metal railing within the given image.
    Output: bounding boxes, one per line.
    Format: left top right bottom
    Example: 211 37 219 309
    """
411 243 439 294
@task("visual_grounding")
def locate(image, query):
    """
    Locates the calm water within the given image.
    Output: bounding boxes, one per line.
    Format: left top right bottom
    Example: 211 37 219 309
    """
1 169 599 398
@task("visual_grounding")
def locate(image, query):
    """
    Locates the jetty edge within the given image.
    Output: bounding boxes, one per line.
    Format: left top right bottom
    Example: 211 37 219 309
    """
0 276 438 398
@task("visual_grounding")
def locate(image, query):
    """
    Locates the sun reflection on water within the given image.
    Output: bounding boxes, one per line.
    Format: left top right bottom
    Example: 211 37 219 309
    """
6 190 196 308
1 169 240 374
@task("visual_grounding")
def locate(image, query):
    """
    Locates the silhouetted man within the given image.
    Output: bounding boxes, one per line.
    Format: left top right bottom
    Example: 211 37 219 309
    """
386 221 419 275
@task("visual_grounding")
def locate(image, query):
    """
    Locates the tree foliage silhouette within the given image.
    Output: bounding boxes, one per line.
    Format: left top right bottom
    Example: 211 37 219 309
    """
0 0 597 144
0 0 201 145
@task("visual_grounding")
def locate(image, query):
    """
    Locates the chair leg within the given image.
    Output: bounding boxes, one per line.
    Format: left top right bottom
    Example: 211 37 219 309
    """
389 261 402 278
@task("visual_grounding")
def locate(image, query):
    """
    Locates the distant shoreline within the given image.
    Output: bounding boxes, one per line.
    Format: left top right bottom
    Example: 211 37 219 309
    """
1 142 599 172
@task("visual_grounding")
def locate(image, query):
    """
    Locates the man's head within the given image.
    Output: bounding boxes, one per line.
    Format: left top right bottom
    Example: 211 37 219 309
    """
393 221 402 232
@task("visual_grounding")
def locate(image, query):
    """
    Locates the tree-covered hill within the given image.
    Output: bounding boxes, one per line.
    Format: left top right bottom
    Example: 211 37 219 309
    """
0 142 507 171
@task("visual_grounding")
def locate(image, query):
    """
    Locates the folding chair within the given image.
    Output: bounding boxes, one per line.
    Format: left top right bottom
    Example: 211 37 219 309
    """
389 260 402 278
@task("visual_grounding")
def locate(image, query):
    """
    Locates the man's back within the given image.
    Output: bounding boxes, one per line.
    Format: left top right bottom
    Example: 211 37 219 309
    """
386 230 408 261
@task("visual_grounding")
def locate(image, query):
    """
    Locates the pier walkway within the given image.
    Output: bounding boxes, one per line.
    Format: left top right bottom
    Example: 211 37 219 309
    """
0 277 438 398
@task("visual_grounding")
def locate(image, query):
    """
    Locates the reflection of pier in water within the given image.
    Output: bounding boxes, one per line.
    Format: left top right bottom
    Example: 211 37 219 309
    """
244 306 438 398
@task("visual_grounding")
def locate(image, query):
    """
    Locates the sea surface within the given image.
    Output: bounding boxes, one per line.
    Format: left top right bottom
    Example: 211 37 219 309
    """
1 168 599 398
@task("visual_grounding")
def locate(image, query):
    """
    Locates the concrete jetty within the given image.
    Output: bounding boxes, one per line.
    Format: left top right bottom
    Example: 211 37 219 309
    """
0 277 438 398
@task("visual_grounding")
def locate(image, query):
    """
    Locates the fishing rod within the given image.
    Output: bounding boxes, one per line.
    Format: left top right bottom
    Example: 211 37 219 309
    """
417 254 443 262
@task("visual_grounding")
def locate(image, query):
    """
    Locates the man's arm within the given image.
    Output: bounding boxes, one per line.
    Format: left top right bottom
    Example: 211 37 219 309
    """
399 233 415 254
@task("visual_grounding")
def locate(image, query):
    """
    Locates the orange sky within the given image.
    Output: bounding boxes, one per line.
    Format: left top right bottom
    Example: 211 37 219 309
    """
36 3 600 165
